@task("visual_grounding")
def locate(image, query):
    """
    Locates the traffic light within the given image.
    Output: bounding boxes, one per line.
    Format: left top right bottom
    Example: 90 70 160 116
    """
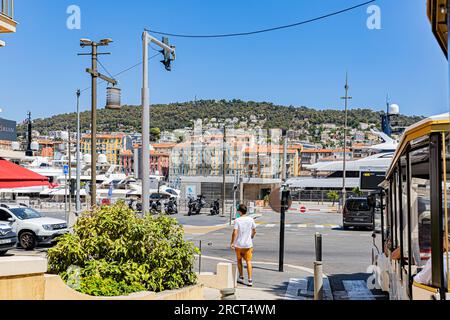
160 37 175 71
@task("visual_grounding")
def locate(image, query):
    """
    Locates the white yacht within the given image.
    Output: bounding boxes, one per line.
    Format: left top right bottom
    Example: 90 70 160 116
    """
287 130 398 191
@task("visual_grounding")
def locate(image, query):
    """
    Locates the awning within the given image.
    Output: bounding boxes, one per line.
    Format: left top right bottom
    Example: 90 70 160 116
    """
0 159 50 189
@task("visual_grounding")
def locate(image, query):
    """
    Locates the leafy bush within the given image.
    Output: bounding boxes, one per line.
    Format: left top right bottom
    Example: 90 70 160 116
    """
47 202 198 297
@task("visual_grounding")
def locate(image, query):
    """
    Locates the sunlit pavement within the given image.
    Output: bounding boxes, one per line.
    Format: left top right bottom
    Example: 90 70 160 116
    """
187 208 388 300
8 208 387 300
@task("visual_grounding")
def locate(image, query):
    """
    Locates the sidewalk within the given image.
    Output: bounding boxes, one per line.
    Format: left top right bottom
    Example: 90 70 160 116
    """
197 255 332 300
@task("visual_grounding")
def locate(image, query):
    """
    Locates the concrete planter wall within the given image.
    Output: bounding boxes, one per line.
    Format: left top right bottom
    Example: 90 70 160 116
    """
0 256 203 300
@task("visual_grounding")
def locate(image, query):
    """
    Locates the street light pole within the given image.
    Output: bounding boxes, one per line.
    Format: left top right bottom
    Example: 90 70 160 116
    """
142 31 150 215
222 125 227 219
341 73 352 208
79 38 117 209
142 30 175 215
76 89 81 214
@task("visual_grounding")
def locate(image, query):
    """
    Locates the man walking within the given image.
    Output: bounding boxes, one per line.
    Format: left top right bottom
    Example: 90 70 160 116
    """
230 204 257 286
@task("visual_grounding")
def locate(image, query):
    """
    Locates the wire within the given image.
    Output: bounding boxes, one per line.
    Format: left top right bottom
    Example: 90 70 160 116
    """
97 59 114 79
80 52 161 93
146 0 376 39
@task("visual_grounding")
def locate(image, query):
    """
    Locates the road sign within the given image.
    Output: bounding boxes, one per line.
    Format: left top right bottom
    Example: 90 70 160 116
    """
300 205 307 214
63 165 69 175
108 183 113 198
269 187 293 213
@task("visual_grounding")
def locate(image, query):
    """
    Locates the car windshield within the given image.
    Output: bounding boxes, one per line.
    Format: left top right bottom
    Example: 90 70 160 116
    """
346 199 370 212
9 208 42 220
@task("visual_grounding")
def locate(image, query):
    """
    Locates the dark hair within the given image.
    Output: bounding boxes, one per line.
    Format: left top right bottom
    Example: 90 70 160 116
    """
238 204 247 215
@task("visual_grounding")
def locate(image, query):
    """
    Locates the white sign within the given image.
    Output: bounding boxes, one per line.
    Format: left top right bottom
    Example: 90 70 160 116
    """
186 185 197 199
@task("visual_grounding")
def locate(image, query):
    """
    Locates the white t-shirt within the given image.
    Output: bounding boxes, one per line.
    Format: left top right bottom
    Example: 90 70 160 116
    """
414 254 450 286
234 216 257 249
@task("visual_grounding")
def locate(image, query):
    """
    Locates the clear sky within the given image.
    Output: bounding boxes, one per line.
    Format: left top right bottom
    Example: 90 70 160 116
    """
0 0 448 122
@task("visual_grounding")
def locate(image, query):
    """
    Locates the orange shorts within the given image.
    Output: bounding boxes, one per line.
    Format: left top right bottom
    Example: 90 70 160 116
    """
235 248 253 261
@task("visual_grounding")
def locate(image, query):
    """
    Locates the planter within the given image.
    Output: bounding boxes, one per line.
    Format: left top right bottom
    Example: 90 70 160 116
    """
0 256 204 300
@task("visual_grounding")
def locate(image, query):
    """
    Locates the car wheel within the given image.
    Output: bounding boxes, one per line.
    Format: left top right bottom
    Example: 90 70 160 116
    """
0 250 7 256
20 231 36 251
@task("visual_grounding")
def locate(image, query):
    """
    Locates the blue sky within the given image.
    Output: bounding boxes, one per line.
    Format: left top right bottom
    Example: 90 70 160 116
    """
0 0 447 122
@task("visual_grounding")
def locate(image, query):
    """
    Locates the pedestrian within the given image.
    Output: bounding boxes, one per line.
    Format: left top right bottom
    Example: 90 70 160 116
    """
230 204 257 287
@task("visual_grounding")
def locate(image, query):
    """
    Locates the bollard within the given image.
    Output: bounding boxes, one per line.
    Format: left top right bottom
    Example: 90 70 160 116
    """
315 233 322 262
221 288 236 300
314 261 323 300
314 233 323 300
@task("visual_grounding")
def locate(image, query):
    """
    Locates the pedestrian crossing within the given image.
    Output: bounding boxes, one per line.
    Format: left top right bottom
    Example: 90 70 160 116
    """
284 278 385 300
257 223 341 230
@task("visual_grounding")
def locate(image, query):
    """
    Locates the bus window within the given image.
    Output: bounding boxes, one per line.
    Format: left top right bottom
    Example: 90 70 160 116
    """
400 158 409 265
410 182 431 268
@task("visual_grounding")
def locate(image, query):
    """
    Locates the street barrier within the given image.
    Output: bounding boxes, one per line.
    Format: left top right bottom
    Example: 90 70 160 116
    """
314 233 324 300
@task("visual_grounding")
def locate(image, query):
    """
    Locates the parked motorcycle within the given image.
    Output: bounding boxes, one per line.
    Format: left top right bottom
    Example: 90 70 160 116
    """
150 200 162 215
164 197 178 215
188 195 206 216
210 199 220 216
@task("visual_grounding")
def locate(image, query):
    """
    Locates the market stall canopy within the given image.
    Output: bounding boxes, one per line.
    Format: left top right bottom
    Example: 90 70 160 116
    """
0 159 50 189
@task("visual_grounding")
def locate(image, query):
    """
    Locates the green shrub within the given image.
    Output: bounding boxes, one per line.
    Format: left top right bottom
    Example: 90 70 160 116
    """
47 202 198 297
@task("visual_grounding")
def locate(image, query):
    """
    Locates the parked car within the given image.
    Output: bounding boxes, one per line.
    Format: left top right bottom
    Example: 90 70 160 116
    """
0 223 17 256
0 204 69 250
343 197 374 230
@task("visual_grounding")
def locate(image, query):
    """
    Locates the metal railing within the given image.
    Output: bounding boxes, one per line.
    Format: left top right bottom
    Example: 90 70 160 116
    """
1 0 14 19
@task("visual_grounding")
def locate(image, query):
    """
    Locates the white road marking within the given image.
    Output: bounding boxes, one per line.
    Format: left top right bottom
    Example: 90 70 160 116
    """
284 277 333 300
285 278 309 300
265 224 276 228
343 280 375 300
298 224 307 228
315 225 325 229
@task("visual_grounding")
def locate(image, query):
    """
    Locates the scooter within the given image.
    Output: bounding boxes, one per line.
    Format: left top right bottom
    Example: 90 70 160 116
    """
150 200 162 215
188 195 206 216
164 198 178 215
210 199 220 216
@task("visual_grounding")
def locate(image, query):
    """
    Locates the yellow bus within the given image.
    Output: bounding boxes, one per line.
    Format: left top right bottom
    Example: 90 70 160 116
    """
373 114 450 300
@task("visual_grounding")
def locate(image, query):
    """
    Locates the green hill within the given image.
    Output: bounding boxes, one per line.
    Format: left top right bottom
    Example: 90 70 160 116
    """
19 99 423 136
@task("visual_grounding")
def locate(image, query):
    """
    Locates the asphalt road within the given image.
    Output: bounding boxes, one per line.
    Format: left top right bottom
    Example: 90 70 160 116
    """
185 209 386 300
9 208 387 300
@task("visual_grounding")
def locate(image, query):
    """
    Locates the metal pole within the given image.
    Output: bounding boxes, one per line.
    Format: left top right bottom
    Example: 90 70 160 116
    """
314 233 323 300
64 173 68 221
279 188 289 272
76 89 81 214
222 126 227 219
142 31 150 215
233 171 237 220
68 129 72 212
341 73 351 209
90 43 98 209
282 131 288 182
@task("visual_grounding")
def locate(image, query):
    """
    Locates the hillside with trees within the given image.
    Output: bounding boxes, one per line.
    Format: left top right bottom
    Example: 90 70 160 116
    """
20 99 424 136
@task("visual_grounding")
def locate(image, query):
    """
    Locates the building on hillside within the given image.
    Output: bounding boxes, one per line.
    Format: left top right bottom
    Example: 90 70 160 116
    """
81 133 133 165
168 126 303 202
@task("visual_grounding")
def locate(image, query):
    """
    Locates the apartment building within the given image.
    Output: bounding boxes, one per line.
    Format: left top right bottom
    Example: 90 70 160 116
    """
0 0 17 47
81 133 132 165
